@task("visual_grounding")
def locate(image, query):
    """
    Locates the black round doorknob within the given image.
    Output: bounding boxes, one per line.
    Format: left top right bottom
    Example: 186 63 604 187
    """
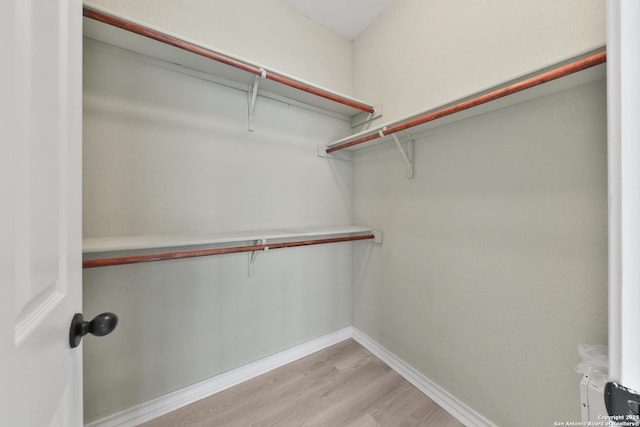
69 312 118 348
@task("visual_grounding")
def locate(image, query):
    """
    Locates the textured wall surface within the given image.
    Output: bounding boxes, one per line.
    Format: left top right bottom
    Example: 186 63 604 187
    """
351 3 607 424
353 0 606 124
352 79 608 425
83 41 355 422
85 0 354 95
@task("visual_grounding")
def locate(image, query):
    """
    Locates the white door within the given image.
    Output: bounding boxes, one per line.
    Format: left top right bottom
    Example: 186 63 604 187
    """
607 0 640 413
0 0 83 425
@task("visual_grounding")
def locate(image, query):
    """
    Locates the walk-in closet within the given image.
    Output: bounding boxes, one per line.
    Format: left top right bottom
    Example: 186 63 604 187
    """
9 1 637 426
80 1 608 426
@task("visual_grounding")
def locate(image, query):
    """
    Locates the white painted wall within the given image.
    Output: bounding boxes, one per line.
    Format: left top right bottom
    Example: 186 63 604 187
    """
353 81 607 426
82 39 355 422
351 1 607 425
81 1 358 422
85 0 353 95
354 0 606 124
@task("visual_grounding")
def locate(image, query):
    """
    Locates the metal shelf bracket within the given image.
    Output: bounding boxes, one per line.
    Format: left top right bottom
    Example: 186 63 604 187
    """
248 238 268 277
351 103 383 131
389 131 414 179
248 68 266 132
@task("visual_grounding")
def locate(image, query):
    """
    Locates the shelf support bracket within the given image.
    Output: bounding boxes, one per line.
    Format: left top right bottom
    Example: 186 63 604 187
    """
390 132 414 179
351 103 383 132
248 68 266 132
248 238 268 277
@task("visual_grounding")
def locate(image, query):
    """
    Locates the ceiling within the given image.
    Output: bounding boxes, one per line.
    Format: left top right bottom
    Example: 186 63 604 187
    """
281 0 397 40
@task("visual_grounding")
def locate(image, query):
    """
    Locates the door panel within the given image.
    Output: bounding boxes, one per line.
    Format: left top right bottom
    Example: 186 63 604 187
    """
13 0 65 340
0 0 83 425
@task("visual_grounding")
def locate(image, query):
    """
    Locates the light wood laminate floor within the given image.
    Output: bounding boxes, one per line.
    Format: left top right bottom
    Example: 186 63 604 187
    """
141 339 464 427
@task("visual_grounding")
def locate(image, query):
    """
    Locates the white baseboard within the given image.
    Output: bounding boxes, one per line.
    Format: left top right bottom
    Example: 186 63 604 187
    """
85 327 353 427
87 326 494 427
351 328 497 427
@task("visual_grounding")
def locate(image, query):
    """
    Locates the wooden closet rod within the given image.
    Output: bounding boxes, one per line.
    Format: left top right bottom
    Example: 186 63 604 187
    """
83 7 375 114
83 234 375 268
326 51 607 153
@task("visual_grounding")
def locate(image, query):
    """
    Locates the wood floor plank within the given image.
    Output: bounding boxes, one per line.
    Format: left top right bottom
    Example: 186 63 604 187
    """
147 342 355 427
346 413 379 427
140 339 463 427
262 360 399 427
